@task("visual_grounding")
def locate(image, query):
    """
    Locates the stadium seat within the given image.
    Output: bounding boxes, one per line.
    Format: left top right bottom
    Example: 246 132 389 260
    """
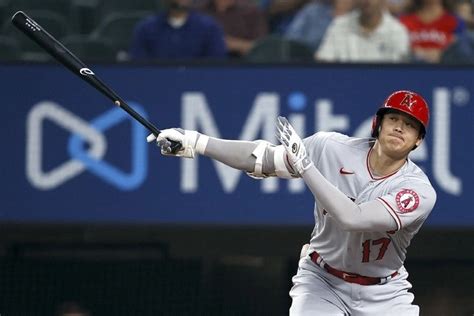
61 35 118 62
0 35 20 61
2 10 70 57
5 0 70 17
70 0 162 35
0 0 12 24
99 0 161 13
90 11 153 61
245 35 315 63
70 0 102 35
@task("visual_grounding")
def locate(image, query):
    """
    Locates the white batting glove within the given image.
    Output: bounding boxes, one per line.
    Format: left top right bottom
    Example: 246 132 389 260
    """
276 116 313 175
146 128 209 158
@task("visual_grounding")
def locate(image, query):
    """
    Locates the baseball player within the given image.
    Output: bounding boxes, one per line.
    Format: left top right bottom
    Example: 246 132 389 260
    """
148 90 436 315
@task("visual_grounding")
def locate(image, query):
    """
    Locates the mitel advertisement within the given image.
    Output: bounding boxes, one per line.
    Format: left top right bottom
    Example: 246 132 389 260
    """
1 64 472 226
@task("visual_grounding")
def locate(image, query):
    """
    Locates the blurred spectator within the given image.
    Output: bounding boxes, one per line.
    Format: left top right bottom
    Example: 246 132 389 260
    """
399 0 466 63
441 0 474 64
315 0 410 62
387 0 412 16
454 0 474 30
284 0 354 50
55 301 90 316
129 0 227 61
441 30 474 63
259 0 311 34
199 0 268 57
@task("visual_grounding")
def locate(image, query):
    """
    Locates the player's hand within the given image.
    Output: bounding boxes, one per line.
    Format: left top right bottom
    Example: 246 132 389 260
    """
276 116 313 175
146 128 208 158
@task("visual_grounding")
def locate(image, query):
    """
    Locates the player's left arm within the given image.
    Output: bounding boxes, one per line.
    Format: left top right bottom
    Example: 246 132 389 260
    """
299 166 400 232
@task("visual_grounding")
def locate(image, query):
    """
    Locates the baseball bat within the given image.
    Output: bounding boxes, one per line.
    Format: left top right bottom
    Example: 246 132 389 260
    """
11 11 180 151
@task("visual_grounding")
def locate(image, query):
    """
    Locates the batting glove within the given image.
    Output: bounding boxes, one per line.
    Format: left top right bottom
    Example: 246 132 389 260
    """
276 116 313 175
147 128 209 158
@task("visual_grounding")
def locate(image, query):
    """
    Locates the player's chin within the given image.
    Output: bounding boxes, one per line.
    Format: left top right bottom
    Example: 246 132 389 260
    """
384 139 403 151
384 142 411 156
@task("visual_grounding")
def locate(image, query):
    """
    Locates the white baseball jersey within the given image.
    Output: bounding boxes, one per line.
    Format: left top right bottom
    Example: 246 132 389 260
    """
303 132 437 277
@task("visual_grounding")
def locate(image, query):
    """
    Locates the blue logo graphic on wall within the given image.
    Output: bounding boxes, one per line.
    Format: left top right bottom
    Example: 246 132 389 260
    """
26 101 148 191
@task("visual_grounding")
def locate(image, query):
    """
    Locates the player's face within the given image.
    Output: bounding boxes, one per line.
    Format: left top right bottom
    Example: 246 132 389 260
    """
168 0 192 10
378 112 423 158
357 0 384 14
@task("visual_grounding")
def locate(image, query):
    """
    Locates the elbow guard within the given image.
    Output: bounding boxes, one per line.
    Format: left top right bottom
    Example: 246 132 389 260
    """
246 142 296 179
246 140 271 179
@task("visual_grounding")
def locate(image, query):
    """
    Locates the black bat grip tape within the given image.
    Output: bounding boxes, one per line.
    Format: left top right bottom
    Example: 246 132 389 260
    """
169 140 182 153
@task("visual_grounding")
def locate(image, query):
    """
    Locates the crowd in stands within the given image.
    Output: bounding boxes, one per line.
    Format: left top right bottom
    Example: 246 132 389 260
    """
0 0 473 64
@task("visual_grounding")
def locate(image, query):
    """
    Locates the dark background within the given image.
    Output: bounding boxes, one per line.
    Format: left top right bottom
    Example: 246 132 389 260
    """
0 224 473 315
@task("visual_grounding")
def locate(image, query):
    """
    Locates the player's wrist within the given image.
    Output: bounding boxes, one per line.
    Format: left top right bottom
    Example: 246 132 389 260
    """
293 155 313 175
300 156 313 174
194 133 209 155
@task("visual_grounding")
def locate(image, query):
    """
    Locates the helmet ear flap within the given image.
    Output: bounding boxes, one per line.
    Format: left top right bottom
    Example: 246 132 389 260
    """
371 115 381 138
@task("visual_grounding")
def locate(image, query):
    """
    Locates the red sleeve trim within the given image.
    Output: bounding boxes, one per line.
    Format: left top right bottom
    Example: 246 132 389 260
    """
377 197 402 231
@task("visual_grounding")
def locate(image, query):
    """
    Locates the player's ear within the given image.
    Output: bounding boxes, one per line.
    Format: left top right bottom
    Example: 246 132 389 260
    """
376 122 383 137
415 136 423 148
413 120 424 148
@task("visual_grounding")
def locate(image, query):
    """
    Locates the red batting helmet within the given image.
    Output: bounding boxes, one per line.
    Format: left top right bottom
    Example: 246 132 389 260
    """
371 90 430 138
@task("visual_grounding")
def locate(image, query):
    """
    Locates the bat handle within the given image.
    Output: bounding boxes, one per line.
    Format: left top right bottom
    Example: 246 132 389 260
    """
147 133 183 154
169 140 182 153
115 101 182 154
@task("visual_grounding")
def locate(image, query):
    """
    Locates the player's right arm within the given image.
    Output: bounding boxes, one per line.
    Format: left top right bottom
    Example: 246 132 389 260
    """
147 128 295 179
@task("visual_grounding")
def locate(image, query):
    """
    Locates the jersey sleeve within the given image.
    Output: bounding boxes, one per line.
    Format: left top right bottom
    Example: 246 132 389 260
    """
303 132 344 167
376 180 437 231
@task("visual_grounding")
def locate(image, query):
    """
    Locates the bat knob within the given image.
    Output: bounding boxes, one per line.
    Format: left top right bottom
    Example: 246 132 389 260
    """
146 134 157 142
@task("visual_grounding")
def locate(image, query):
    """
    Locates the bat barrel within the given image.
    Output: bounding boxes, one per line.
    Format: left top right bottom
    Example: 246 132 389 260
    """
12 11 87 72
11 11 181 151
11 11 160 135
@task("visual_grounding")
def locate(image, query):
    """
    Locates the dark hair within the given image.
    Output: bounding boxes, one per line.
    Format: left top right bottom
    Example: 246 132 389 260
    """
407 0 454 13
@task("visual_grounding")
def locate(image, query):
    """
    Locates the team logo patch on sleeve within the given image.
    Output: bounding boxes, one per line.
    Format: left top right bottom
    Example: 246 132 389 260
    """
396 189 420 213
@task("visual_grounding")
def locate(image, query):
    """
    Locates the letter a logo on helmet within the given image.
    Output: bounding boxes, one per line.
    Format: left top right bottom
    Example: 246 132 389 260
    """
400 93 416 110
371 90 430 138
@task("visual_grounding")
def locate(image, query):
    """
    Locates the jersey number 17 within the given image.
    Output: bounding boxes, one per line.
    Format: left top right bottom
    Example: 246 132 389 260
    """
362 238 391 262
